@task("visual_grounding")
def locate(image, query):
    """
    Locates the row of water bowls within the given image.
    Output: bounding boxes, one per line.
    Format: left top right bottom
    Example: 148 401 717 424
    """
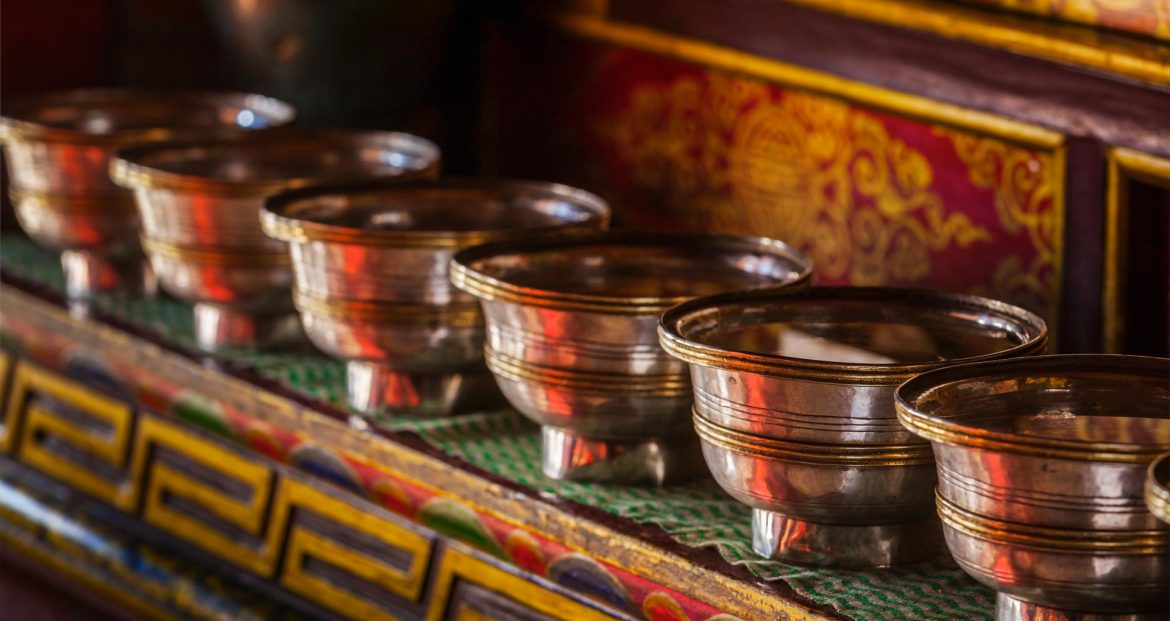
3 90 1168 620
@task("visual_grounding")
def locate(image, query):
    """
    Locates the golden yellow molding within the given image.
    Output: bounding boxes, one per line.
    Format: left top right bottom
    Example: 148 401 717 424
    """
550 12 1066 149
952 0 1170 41
0 286 831 621
782 0 1169 85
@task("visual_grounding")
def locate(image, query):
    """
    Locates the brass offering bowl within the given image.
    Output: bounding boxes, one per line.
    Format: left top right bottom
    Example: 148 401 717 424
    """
261 178 610 417
0 89 295 297
897 355 1170 620
659 286 1047 567
451 232 812 485
1148 452 1170 525
111 129 440 352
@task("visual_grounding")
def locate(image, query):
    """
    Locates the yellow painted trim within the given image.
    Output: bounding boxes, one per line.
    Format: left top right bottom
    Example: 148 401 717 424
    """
0 285 840 620
551 12 1065 148
0 528 177 621
10 362 137 509
1103 147 1170 352
1115 147 1170 182
273 476 434 621
131 415 280 577
0 351 12 453
426 544 619 621
786 0 1170 85
331 435 821 621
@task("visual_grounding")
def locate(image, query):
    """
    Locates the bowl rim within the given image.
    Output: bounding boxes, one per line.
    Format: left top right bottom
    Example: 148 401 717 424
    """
450 230 813 315
109 128 440 197
260 177 611 249
895 354 1170 463
0 88 295 145
658 286 1048 384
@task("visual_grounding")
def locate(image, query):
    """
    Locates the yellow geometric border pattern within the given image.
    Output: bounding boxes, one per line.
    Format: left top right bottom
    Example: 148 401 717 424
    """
273 476 435 621
0 283 843 621
425 543 619 621
10 361 137 510
1103 147 1170 352
130 415 282 577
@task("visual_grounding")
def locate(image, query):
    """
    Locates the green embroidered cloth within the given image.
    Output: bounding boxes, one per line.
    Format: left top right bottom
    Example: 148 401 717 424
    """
0 234 994 621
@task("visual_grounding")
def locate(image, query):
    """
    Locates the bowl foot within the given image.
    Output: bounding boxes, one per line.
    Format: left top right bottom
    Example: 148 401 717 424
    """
193 303 302 353
61 250 156 298
751 509 944 567
540 426 706 486
996 594 1167 621
346 361 504 418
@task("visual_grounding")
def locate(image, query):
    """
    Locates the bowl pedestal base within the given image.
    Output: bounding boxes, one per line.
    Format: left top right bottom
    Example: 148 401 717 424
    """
347 361 504 418
193 303 302 353
996 594 1167 621
61 250 156 299
752 509 944 568
540 426 705 486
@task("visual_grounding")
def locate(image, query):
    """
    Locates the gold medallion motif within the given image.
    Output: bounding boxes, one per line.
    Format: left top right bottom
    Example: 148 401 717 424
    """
599 74 996 286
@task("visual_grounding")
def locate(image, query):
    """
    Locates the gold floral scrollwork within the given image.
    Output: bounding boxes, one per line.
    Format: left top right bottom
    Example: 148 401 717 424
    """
597 72 995 287
937 128 1060 318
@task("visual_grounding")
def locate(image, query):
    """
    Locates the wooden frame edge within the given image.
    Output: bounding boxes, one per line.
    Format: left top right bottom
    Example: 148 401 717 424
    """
1103 147 1170 352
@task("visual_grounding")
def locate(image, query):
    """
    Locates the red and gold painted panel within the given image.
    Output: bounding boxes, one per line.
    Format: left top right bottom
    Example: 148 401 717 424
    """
0 307 729 621
955 0 1170 40
495 40 1064 325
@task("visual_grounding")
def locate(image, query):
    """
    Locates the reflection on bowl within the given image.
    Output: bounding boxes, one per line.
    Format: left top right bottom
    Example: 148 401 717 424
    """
659 286 1047 567
112 129 440 352
262 178 610 417
453 231 812 485
898 354 1170 618
0 89 295 297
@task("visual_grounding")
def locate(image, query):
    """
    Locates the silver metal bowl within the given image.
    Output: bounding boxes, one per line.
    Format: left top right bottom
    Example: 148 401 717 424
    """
897 354 1170 620
658 286 1048 566
694 414 941 567
451 231 812 485
0 89 295 297
1148 452 1170 526
261 179 610 417
111 129 440 352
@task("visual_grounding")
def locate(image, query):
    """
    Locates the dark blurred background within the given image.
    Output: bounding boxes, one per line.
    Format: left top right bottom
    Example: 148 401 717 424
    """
1 0 488 174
